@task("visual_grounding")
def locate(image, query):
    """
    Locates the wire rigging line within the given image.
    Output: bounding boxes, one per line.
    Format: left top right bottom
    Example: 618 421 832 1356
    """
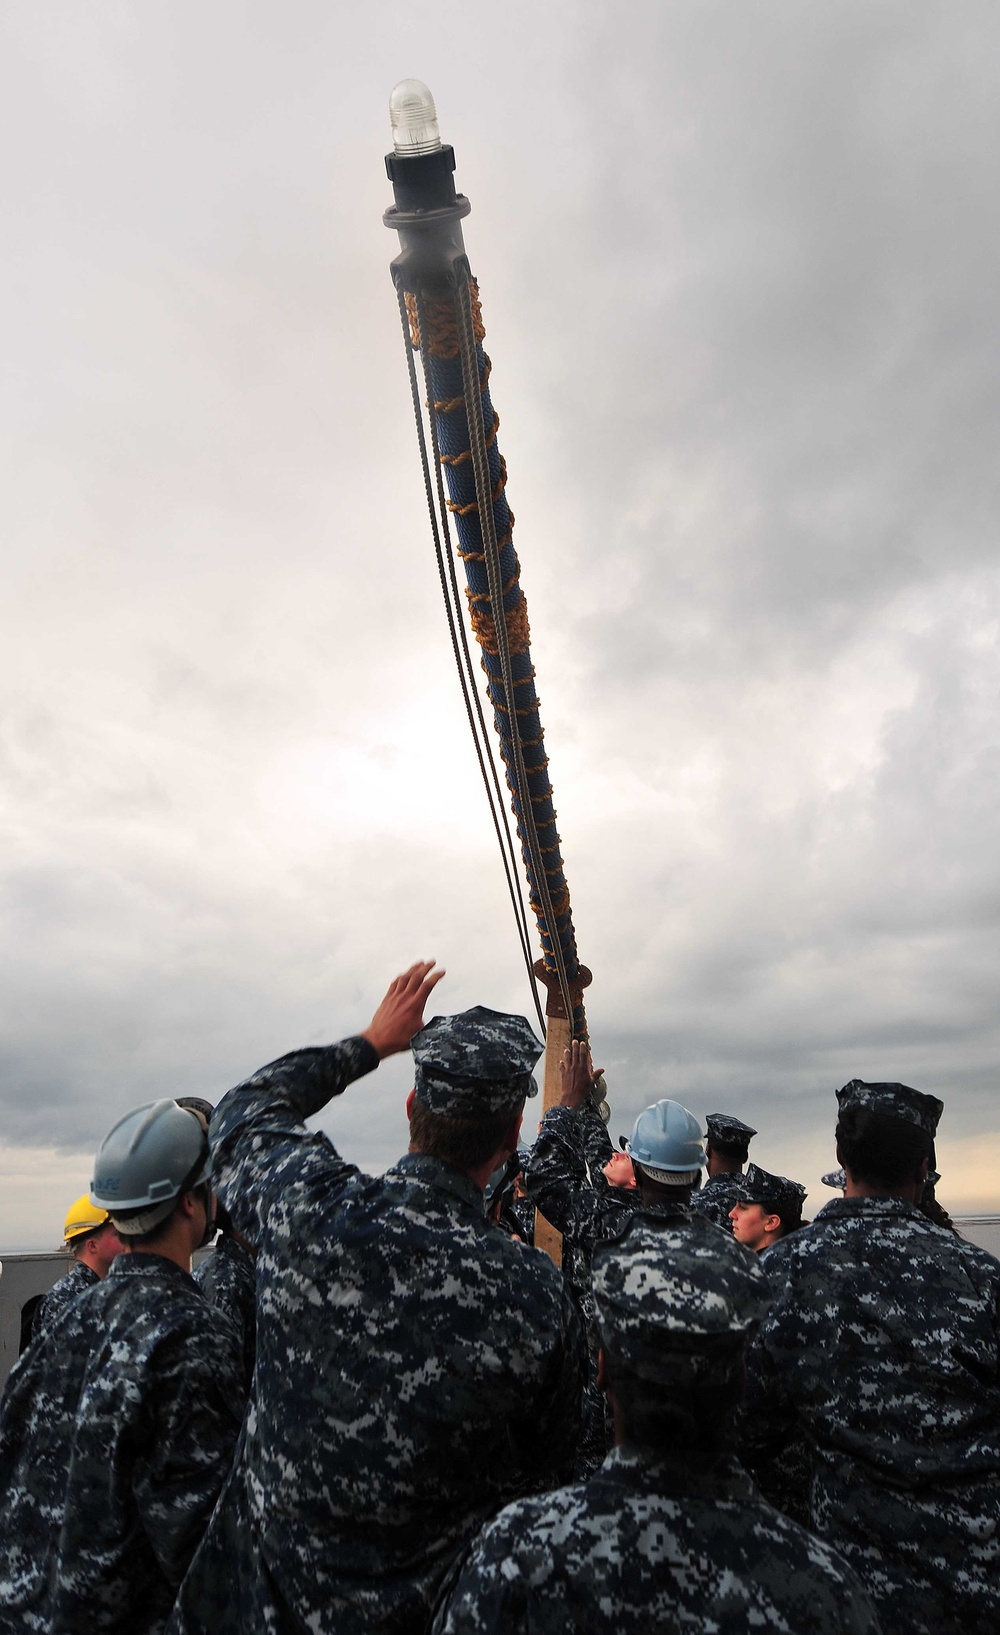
452 278 578 1035
395 283 546 1038
415 304 542 1011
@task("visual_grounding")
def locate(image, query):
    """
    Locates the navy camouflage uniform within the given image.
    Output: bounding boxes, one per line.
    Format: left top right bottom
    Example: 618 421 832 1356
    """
434 1212 879 1635
523 1104 638 1260
32 1259 98 1341
689 1112 757 1233
171 1012 585 1635
522 1102 644 1473
742 1080 1000 1635
578 1096 616 1189
689 1172 743 1231
0 1254 244 1635
194 1233 256 1390
732 1161 807 1224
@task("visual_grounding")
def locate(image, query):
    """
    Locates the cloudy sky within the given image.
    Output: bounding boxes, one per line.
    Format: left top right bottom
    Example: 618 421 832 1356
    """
2 1 998 1249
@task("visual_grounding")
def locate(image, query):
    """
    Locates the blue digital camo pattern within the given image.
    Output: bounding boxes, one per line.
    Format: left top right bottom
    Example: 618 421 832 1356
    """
705 1113 757 1146
169 1034 585 1635
518 1105 617 1476
412 1006 541 1116
578 1100 615 1187
731 1161 807 1218
742 1195 1000 1635
194 1234 256 1391
523 1105 638 1260
523 1106 734 1475
591 1212 769 1378
431 1447 880 1635
689 1172 742 1232
31 1259 98 1341
0 1254 244 1635
836 1078 943 1135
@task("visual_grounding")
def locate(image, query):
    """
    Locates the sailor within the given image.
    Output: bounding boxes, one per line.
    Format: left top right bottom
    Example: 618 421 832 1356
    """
194 1200 256 1390
689 1112 758 1231
917 1146 958 1232
484 1147 535 1242
169 963 584 1635
523 1040 707 1258
577 1081 621 1192
740 1078 1000 1635
523 1045 710 1476
728 1162 807 1251
0 1099 244 1635
172 1095 259 1391
432 1211 878 1635
31 1194 125 1341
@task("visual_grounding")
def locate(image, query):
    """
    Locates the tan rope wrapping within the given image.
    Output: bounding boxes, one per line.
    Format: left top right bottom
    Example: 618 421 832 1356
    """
409 279 582 1031
530 887 572 920
446 453 507 513
405 282 486 359
440 415 500 465
466 564 521 605
469 594 532 658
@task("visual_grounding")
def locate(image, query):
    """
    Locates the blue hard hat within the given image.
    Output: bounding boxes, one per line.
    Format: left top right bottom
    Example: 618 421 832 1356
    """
91 1100 211 1235
625 1100 706 1176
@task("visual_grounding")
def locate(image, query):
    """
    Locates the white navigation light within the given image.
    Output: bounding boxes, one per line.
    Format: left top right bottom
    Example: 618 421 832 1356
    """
389 79 442 156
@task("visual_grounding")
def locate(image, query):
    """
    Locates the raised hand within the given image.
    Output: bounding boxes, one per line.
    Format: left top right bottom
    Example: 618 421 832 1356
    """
362 961 446 1059
557 1038 603 1110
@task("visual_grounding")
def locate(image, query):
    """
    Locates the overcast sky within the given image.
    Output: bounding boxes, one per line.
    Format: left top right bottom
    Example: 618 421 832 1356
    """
2 1 999 1249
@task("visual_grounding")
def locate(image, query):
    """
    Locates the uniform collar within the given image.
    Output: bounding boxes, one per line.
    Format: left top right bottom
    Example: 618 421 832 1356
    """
816 1194 924 1222
212 1233 254 1267
596 1444 744 1501
387 1152 485 1213
107 1251 199 1287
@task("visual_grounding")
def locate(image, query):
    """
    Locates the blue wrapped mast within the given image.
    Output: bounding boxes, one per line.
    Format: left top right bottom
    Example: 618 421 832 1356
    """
404 286 586 1032
383 80 596 1088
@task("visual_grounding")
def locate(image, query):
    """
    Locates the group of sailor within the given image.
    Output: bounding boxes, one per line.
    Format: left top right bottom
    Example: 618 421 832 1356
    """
1 959 997 1635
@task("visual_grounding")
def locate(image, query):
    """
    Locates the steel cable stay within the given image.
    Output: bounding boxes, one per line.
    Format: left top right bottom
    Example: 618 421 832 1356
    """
414 298 545 1034
395 283 545 1038
383 82 606 1234
452 277 577 1036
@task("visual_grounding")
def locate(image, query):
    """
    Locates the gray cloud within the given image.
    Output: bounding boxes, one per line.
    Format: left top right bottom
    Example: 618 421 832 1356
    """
2 1 999 1244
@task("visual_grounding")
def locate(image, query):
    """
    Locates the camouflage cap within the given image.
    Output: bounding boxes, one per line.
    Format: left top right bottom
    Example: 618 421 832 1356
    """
705 1113 758 1147
411 1006 542 1118
836 1078 943 1137
592 1213 771 1384
821 1168 846 1189
732 1162 806 1218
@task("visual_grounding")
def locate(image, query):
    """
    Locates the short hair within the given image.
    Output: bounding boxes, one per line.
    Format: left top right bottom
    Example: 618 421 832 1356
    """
708 1139 750 1166
758 1198 803 1236
602 1345 744 1458
836 1105 931 1189
71 1221 111 1255
408 1098 524 1170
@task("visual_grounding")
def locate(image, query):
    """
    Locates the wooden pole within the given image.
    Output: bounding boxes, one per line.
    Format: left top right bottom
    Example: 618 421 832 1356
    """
531 960 592 1268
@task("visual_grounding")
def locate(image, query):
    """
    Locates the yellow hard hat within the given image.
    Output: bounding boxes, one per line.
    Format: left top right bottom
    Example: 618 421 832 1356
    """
63 1193 110 1245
